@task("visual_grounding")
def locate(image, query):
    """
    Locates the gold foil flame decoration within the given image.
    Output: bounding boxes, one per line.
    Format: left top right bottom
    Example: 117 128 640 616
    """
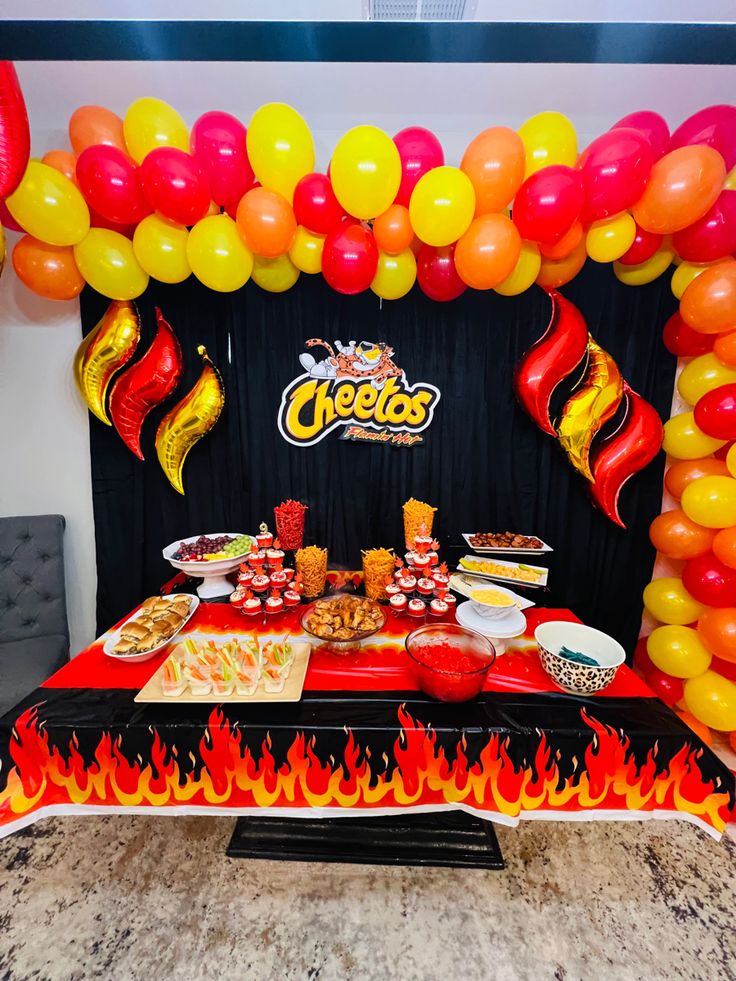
556 336 623 481
73 300 140 425
155 345 225 495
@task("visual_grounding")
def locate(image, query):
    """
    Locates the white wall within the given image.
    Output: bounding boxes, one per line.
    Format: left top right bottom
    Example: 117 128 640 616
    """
1 57 735 654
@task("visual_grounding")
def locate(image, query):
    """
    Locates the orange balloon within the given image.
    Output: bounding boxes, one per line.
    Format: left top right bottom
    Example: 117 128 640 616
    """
632 146 726 235
536 236 587 290
460 126 525 215
730 730 736 754
538 220 583 260
42 150 78 184
712 526 736 569
69 105 127 156
713 329 736 367
12 235 85 301
454 213 521 290
698 606 736 663
679 258 736 335
236 186 297 258
675 709 713 746
649 508 716 559
373 204 414 254
665 457 731 499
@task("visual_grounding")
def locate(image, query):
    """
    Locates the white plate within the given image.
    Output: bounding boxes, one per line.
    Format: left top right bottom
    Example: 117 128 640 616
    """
456 601 527 641
163 533 255 599
457 555 548 588
462 533 553 555
104 593 200 662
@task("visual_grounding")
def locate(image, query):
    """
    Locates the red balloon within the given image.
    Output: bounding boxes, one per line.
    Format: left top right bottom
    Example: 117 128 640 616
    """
0 197 22 232
672 190 736 263
139 147 211 226
683 552 736 607
514 291 589 436
321 219 378 295
611 111 670 160
512 165 584 244
76 145 151 225
694 383 736 440
87 205 136 239
589 383 664 528
643 666 684 706
577 128 654 224
670 104 736 170
293 172 343 235
393 127 444 208
0 61 30 198
662 311 714 357
109 307 183 460
190 110 254 207
617 224 663 265
711 654 736 682
416 244 466 302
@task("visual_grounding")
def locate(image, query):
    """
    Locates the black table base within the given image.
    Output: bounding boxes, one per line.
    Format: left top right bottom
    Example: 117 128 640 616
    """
226 810 505 869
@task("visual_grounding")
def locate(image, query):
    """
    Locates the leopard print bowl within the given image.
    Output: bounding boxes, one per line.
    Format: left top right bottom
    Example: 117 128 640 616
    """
534 621 626 696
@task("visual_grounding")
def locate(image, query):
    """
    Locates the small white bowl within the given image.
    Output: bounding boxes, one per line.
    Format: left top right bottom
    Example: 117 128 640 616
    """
534 621 625 695
468 583 524 620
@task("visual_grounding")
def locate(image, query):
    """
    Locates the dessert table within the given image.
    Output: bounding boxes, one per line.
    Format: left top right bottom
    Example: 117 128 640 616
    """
1 578 733 868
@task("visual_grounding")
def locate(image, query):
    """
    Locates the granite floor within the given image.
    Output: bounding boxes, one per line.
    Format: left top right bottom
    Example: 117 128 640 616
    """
0 815 734 981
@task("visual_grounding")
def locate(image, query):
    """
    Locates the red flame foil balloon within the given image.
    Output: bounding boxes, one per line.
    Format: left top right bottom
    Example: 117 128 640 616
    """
513 290 589 435
109 307 183 459
0 62 30 198
589 382 664 528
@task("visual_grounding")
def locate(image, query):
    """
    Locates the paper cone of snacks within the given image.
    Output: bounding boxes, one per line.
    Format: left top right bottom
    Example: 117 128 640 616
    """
295 545 328 599
402 497 437 551
362 547 395 601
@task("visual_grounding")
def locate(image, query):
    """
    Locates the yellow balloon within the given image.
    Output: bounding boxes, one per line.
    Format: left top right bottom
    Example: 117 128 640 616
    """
74 229 149 300
409 166 475 248
6 160 90 246
725 165 736 191
251 253 300 293
123 97 188 165
330 125 401 221
677 352 736 406
517 111 577 176
247 103 314 203
585 213 636 263
646 625 712 678
371 248 417 301
289 225 325 274
681 475 736 528
671 260 715 300
662 411 726 459
727 443 736 478
643 577 704 626
133 215 190 284
187 215 253 292
684 670 736 731
613 245 675 285
494 240 541 296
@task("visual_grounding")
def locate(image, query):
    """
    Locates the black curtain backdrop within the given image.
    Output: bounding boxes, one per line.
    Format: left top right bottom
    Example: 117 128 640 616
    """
82 263 677 654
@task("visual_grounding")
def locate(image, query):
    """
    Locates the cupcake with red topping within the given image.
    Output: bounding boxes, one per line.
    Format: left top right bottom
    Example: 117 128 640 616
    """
265 589 284 614
269 569 288 589
385 580 401 599
398 573 417 593
242 591 262 616
248 546 266 569
238 568 254 587
256 522 274 550
283 588 301 607
413 553 431 573
417 577 435 596
432 563 450 589
230 585 247 609
429 597 449 616
389 593 408 612
267 542 285 569
251 573 270 593
408 597 426 617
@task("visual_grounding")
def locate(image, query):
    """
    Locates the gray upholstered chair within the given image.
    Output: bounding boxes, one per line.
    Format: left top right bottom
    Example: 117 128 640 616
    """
0 515 70 716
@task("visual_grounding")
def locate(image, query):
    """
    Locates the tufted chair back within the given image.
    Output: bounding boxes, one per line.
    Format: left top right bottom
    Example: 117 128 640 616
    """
0 515 70 716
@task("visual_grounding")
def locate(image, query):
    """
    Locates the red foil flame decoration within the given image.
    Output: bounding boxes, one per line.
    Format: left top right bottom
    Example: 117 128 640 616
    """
513 290 589 435
589 382 664 528
0 62 30 198
109 307 183 460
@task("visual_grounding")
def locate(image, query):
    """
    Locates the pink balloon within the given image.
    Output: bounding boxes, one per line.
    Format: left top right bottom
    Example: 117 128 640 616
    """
416 244 466 302
578 128 654 224
190 110 254 207
76 145 151 225
670 104 736 171
512 165 584 244
673 190 736 262
139 147 211 226
611 111 670 160
393 127 444 208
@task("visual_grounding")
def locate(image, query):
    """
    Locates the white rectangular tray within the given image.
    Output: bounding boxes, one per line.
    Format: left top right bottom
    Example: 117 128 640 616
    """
457 555 549 588
448 573 536 610
462 533 553 556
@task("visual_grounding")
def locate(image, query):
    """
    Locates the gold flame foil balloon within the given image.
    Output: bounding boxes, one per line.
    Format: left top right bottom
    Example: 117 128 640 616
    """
155 345 224 494
73 300 140 425
556 336 623 481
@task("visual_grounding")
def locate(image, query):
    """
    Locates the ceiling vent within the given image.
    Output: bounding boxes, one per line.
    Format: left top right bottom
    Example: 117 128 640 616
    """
364 0 476 20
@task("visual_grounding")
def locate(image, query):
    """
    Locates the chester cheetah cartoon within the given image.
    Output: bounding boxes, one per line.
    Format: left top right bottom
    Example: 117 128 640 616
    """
298 339 404 391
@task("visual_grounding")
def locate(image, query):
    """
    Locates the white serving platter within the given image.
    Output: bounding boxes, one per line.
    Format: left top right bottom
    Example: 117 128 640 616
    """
448 574 536 611
462 533 553 556
456 555 548 588
103 594 200 662
163 533 254 599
